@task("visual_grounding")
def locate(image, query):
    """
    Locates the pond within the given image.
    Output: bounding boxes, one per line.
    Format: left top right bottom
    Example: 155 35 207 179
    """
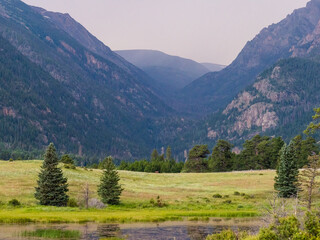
0 218 263 240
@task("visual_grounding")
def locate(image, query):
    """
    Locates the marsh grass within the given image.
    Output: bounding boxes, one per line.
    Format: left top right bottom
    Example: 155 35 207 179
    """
20 229 81 239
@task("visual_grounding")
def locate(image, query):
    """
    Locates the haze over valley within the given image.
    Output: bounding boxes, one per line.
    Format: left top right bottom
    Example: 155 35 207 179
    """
0 0 318 161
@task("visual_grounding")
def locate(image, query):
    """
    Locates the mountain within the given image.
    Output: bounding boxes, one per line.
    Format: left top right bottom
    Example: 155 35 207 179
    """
180 57 320 150
201 63 225 72
116 49 211 91
32 7 150 78
179 0 320 115
0 0 181 160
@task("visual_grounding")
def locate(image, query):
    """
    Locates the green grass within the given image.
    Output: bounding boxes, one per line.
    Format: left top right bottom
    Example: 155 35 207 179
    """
20 229 81 239
0 160 276 223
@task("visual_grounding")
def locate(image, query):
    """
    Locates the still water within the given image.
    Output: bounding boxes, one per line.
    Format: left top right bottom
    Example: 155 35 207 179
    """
0 218 262 240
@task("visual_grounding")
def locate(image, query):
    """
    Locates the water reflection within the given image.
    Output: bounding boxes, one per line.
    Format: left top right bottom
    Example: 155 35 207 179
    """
98 224 121 238
187 225 209 240
0 218 262 240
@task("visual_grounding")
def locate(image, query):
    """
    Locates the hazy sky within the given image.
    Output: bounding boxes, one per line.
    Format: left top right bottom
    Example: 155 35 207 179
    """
23 0 309 65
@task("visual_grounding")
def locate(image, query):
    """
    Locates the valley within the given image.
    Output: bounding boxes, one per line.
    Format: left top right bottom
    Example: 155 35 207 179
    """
0 0 319 160
0 1 320 239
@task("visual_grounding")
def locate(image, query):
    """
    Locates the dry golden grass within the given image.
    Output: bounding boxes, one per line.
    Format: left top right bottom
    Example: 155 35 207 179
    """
0 160 275 204
0 160 277 223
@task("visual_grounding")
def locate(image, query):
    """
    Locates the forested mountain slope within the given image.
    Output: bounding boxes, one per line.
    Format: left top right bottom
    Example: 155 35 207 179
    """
0 0 182 159
178 58 320 150
179 0 320 114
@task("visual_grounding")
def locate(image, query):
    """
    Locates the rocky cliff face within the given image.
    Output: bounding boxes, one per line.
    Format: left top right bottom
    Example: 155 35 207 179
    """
179 0 320 115
198 57 320 146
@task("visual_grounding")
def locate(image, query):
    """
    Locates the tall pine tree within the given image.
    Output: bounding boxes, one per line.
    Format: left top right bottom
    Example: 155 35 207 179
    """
274 141 299 198
166 146 172 161
305 108 320 135
35 143 69 206
209 140 233 172
183 145 209 173
98 156 123 205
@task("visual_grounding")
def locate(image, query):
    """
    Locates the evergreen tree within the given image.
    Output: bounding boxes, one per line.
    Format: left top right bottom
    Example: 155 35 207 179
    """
269 137 285 169
183 145 209 172
209 140 233 172
234 135 284 170
98 156 123 205
35 143 69 206
60 154 74 165
274 142 299 198
292 135 319 168
298 155 320 210
151 149 159 161
305 108 320 135
165 146 172 161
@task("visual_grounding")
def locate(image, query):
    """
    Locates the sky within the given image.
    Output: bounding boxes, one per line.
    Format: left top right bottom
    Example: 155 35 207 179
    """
23 0 310 65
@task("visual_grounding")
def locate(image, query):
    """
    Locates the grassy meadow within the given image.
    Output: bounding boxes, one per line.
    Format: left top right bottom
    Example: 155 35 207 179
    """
0 160 276 223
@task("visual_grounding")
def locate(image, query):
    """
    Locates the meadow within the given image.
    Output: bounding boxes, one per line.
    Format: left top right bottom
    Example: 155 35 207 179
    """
0 160 276 223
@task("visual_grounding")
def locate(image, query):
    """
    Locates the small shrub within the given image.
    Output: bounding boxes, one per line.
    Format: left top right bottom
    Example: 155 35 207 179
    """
222 200 232 204
60 154 75 165
223 195 229 198
244 195 254 199
67 198 78 207
212 194 222 198
234 191 240 196
206 229 248 240
240 193 246 196
64 163 76 169
149 196 167 207
88 198 105 209
155 196 167 207
8 199 21 207
9 158 13 162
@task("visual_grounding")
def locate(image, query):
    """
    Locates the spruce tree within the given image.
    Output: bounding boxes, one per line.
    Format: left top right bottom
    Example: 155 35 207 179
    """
166 146 172 161
183 145 209 172
304 107 320 135
98 156 123 205
274 142 299 198
35 143 69 206
60 154 74 165
298 155 320 210
151 149 159 161
209 140 233 172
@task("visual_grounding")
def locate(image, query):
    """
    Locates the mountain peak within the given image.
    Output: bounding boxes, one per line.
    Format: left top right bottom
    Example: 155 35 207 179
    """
179 0 320 114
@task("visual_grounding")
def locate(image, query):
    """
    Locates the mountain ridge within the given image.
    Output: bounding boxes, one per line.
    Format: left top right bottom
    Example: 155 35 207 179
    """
116 49 213 92
178 57 320 151
179 0 320 115
0 0 181 160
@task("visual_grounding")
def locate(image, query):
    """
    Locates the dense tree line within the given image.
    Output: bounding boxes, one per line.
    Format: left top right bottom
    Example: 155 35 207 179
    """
118 146 184 173
117 134 318 174
0 144 43 161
